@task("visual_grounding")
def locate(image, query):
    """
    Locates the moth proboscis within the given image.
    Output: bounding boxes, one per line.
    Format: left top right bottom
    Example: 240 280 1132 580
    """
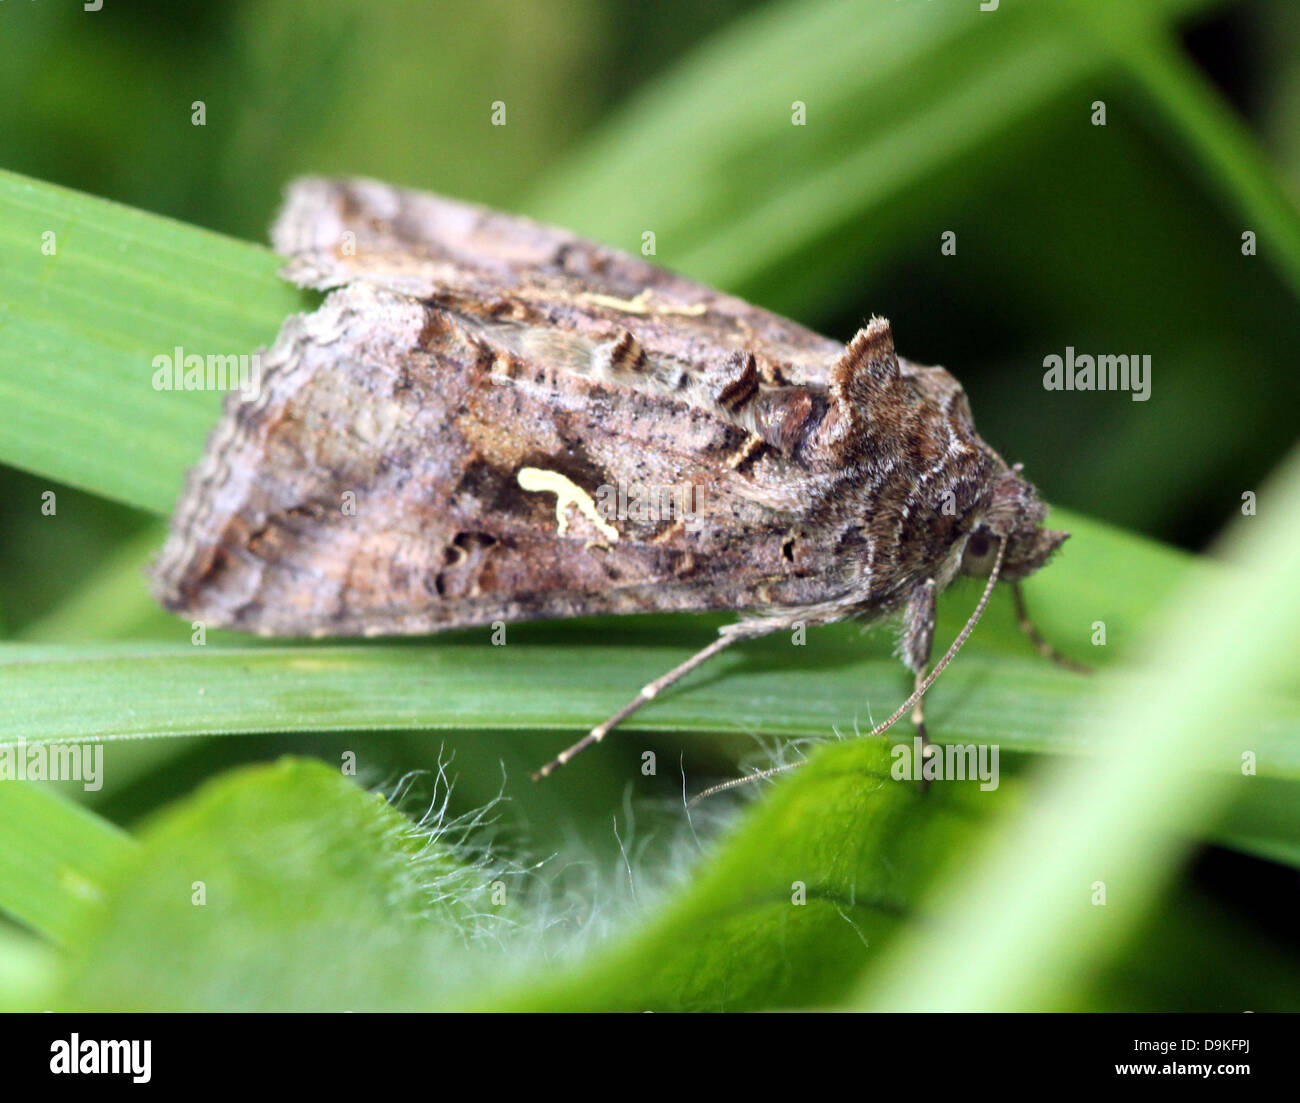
151 177 1085 789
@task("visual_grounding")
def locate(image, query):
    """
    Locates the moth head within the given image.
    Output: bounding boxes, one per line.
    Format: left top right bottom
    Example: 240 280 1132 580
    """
961 464 1068 581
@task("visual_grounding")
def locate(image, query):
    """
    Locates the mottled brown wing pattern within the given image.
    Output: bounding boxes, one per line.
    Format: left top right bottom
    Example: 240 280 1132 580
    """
271 176 846 386
151 177 1078 779
150 282 859 636
153 177 1052 653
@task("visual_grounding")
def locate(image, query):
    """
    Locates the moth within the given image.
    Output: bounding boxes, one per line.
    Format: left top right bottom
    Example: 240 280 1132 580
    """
152 177 1081 782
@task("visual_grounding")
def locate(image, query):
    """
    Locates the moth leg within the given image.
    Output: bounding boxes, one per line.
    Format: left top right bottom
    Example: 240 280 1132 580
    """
902 579 938 785
1010 582 1092 675
532 621 778 780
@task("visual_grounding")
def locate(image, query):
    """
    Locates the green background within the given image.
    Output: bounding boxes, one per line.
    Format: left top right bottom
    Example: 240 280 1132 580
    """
0 0 1297 1011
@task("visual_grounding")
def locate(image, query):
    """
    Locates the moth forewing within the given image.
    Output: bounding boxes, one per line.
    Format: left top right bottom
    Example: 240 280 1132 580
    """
152 177 1077 781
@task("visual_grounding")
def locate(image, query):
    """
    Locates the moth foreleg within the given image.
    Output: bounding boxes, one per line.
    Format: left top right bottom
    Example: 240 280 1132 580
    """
532 619 781 780
1010 582 1092 675
902 579 938 772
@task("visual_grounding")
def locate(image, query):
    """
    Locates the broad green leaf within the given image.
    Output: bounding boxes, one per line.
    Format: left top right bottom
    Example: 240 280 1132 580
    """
60 758 501 1011
491 739 1300 1012
500 737 992 1011
45 744 1300 1012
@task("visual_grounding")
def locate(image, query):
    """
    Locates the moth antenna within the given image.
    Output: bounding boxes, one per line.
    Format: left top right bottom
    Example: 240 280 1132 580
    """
1011 581 1093 674
867 534 1006 740
689 536 1007 804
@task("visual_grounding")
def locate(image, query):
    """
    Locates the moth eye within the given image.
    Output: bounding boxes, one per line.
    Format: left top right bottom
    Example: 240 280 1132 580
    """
966 530 991 559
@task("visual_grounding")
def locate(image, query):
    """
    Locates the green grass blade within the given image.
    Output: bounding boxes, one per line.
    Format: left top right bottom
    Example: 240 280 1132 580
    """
0 170 300 513
0 781 132 943
0 926 57 1011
